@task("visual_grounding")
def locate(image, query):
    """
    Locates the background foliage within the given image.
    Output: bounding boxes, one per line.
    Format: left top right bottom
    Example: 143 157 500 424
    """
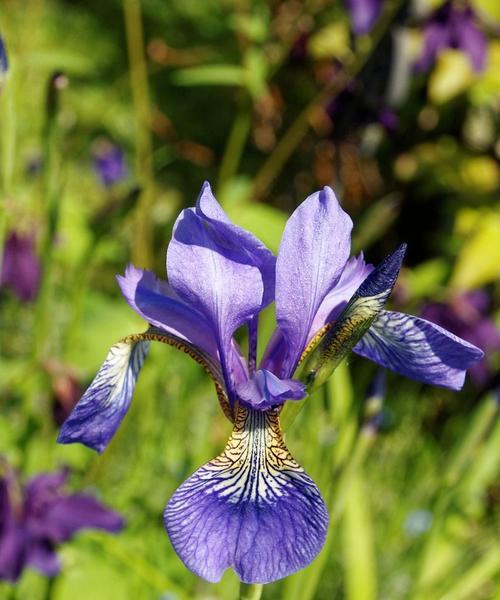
0 0 499 598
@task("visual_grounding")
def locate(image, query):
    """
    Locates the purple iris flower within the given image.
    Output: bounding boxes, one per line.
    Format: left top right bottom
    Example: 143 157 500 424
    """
415 0 487 73
421 291 500 386
0 467 123 582
58 183 482 584
0 35 7 93
0 231 41 302
92 141 128 188
345 0 383 35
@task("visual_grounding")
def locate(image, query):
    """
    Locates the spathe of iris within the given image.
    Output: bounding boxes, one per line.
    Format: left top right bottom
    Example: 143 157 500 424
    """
58 182 483 585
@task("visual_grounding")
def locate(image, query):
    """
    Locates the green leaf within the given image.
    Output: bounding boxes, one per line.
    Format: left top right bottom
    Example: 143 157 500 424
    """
342 472 377 600
170 64 245 87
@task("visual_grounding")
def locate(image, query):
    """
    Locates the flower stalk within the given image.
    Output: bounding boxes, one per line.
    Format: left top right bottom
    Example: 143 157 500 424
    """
239 582 264 600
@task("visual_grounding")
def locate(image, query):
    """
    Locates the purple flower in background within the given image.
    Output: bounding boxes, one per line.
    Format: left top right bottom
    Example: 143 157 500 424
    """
92 140 128 188
421 291 500 386
58 183 482 584
0 467 123 582
415 0 487 72
345 0 383 35
0 35 8 94
0 231 41 302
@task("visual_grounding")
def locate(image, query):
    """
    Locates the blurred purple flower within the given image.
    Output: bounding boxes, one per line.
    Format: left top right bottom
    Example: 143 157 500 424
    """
0 35 8 93
415 1 487 72
345 0 383 35
421 291 500 385
0 467 123 582
0 231 41 302
92 141 128 188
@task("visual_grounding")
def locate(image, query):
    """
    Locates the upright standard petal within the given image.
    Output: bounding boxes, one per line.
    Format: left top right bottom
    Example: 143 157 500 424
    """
309 253 374 338
58 338 149 452
165 406 328 584
261 254 373 378
117 265 218 358
297 244 406 390
354 311 484 390
275 187 353 377
167 183 275 400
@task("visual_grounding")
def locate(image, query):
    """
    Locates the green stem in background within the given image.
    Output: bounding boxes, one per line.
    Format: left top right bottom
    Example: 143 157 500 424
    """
123 0 154 269
251 0 404 201
0 28 17 276
33 73 67 363
217 97 251 192
239 582 264 600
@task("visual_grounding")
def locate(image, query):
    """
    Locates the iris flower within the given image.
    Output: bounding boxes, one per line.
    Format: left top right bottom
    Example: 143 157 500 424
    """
415 0 487 73
0 231 41 302
58 183 482 584
344 0 383 36
0 468 123 582
92 140 128 188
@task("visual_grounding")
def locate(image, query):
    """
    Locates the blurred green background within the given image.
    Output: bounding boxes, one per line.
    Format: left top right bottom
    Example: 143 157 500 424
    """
0 0 499 598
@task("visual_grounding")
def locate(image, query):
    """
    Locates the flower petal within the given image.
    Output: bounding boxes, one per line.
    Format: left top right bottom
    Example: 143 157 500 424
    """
262 254 372 377
310 253 374 338
37 495 124 542
236 370 306 410
354 311 484 390
58 329 233 452
25 541 60 577
0 479 27 583
117 265 218 358
275 187 353 377
164 407 328 584
297 244 406 390
167 183 275 399
58 338 150 453
345 0 383 35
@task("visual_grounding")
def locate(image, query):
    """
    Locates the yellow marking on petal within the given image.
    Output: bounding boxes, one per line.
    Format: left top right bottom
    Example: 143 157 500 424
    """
123 329 232 422
204 405 305 504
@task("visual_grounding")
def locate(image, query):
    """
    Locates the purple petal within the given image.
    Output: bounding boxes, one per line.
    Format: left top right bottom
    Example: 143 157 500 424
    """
415 22 450 72
30 495 124 542
297 245 406 390
92 141 128 187
310 253 374 338
354 311 484 390
236 370 306 410
0 231 41 302
275 187 352 377
117 265 219 358
167 182 275 399
262 254 373 377
453 12 487 72
345 0 383 35
0 479 27 583
25 541 60 577
165 407 328 584
58 339 149 452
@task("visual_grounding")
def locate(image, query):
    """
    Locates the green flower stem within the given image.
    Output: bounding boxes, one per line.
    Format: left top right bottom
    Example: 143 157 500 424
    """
217 96 251 191
33 74 65 363
251 0 404 201
123 0 154 269
239 582 264 600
